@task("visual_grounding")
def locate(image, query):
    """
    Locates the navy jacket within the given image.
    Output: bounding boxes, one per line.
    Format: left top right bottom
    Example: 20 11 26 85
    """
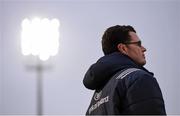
83 52 166 115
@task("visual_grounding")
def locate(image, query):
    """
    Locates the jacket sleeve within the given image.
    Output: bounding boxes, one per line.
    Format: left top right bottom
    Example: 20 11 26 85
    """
124 72 166 115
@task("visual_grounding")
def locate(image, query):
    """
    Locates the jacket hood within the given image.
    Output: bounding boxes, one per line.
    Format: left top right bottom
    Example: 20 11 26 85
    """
83 52 152 90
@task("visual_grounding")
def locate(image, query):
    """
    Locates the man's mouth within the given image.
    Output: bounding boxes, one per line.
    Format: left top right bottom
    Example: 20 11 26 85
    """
143 54 145 59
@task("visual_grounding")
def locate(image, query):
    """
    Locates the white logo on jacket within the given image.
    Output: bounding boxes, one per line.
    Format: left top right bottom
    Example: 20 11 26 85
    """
89 96 109 114
94 91 102 101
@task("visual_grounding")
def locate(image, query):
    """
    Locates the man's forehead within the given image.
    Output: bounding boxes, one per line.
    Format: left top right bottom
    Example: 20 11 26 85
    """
129 31 140 41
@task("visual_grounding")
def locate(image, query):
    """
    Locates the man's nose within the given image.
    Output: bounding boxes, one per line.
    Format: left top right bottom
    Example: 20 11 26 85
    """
141 45 146 52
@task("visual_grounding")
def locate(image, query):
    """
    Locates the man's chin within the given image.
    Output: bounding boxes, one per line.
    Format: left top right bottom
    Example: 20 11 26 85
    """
141 60 146 66
138 60 146 66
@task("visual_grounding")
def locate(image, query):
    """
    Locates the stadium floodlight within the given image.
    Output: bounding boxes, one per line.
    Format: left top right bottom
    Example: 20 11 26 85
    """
20 17 60 115
21 17 60 61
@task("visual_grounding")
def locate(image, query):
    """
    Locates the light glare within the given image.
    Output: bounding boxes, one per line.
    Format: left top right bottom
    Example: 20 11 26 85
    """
21 17 60 61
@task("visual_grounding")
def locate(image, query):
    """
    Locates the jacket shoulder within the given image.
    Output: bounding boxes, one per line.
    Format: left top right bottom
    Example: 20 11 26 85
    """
123 69 154 88
122 69 166 114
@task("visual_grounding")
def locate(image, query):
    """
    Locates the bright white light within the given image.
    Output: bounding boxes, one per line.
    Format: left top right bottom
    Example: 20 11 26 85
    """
21 17 60 61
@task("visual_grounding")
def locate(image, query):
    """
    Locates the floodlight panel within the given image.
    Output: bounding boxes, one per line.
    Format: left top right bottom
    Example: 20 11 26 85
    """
21 18 60 61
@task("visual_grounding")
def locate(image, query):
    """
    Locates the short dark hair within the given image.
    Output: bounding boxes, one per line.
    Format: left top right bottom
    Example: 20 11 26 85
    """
101 25 136 55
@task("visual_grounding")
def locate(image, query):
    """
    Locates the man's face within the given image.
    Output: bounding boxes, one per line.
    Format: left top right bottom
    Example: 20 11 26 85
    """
125 32 147 66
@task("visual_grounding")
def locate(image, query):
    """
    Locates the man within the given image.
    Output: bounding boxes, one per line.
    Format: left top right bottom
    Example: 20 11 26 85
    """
83 25 166 115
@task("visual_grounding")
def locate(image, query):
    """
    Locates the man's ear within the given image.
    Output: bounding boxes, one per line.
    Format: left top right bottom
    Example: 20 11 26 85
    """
117 43 128 55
